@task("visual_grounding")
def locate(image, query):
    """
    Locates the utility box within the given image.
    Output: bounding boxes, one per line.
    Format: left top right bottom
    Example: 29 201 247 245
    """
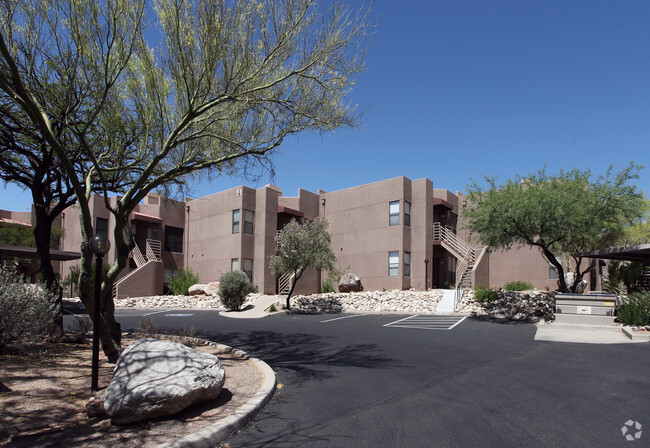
555 293 617 324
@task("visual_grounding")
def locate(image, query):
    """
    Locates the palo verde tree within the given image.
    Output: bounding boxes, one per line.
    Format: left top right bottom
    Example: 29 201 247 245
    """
0 0 371 360
270 217 336 309
462 164 645 293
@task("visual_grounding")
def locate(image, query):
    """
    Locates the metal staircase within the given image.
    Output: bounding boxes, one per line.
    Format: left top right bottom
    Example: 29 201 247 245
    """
433 222 476 288
113 239 162 299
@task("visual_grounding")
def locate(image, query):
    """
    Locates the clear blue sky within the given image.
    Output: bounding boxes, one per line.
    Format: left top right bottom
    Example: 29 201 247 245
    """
2 0 649 211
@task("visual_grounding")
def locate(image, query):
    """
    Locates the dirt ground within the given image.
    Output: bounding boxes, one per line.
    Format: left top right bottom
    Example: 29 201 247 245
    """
0 335 262 447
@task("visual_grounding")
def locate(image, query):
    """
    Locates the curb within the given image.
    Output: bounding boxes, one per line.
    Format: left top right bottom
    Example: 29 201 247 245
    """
622 326 650 342
153 338 277 448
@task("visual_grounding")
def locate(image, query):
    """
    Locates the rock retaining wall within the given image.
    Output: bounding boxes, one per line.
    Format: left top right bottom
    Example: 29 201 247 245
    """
458 290 555 322
290 290 444 314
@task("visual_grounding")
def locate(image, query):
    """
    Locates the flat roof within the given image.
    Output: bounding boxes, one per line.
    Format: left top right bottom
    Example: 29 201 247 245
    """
580 244 650 263
0 245 81 261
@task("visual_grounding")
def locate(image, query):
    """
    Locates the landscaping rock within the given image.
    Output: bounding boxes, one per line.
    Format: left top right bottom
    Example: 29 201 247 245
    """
204 281 220 296
188 284 208 296
463 290 556 322
291 289 444 314
86 394 107 418
104 338 226 424
338 273 363 293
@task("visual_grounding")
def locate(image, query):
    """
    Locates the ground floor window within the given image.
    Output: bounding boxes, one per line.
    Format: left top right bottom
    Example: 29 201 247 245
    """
388 251 399 276
243 258 253 282
404 251 411 277
231 258 239 271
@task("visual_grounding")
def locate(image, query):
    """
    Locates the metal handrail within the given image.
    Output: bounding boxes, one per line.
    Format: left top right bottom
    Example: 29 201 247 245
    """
130 243 146 268
146 239 161 261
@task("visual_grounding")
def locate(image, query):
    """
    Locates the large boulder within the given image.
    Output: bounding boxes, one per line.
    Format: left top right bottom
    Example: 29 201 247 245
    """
338 273 363 293
204 281 220 296
188 283 208 296
104 338 226 424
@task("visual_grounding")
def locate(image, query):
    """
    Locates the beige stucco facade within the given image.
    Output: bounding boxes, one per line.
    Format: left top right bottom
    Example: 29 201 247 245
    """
3 175 602 297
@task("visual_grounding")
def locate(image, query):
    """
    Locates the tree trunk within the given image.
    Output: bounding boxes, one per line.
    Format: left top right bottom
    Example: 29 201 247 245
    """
32 201 64 339
542 247 568 293
285 269 304 310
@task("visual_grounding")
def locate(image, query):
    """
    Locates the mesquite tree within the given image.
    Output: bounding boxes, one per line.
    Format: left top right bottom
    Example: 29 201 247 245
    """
462 164 644 293
0 0 371 360
270 218 336 309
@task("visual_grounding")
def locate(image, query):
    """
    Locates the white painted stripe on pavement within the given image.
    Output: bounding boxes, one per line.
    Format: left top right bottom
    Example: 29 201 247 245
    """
321 314 368 323
447 316 467 330
141 309 171 316
383 315 418 327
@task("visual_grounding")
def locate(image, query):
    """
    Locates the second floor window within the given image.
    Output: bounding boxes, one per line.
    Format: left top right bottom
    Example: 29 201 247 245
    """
232 210 240 234
96 217 109 236
389 201 400 226
244 210 254 235
164 226 183 253
404 202 411 227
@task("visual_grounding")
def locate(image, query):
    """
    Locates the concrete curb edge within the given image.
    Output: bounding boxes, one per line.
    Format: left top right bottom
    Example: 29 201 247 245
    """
153 338 277 448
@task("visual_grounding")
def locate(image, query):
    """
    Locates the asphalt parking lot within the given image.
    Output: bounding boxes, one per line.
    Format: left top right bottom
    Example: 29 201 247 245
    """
68 310 650 448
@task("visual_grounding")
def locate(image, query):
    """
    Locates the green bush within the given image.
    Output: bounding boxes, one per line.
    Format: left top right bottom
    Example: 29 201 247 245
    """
504 280 534 291
168 268 200 296
0 267 58 348
474 285 498 303
218 270 256 311
321 277 336 293
616 292 650 326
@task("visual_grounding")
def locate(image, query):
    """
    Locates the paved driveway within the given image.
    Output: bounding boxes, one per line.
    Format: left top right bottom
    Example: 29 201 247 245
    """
107 311 649 447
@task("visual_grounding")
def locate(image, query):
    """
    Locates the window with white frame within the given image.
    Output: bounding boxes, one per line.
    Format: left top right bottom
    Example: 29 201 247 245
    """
389 251 399 276
404 251 411 277
389 201 400 226
232 209 240 234
244 210 254 235
243 258 253 282
404 202 411 227
231 258 239 271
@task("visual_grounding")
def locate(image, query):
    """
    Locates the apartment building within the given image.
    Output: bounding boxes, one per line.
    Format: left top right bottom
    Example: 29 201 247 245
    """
4 176 598 298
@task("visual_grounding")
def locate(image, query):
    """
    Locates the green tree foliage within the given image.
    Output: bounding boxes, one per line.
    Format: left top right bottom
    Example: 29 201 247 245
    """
463 164 645 293
0 225 35 247
0 0 370 360
218 270 256 311
167 268 199 296
622 199 650 245
270 217 336 309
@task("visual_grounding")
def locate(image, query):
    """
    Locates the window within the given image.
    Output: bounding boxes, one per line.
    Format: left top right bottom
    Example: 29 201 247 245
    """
164 226 183 253
404 252 411 277
244 210 254 235
243 258 253 282
404 202 411 227
549 264 559 279
231 258 239 271
389 201 400 226
232 209 240 234
96 217 109 236
388 251 399 276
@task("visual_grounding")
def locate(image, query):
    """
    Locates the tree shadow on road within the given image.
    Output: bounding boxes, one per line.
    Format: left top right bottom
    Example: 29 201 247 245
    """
202 330 401 386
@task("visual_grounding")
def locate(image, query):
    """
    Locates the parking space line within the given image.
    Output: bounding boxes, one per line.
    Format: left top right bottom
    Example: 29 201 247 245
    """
141 310 171 317
321 314 368 323
384 315 466 330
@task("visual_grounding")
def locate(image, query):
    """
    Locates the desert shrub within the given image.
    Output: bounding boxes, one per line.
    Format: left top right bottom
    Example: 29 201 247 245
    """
616 292 650 326
321 277 336 293
218 270 256 311
0 267 58 348
168 268 200 296
474 285 498 303
136 317 160 336
504 280 534 291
